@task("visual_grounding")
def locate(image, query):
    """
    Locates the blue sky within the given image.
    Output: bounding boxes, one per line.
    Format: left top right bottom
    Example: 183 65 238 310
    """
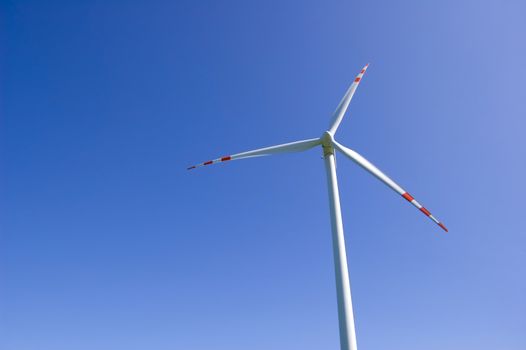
2 0 525 349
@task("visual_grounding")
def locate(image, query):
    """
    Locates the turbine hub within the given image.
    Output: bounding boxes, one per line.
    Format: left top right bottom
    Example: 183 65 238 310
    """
321 131 334 156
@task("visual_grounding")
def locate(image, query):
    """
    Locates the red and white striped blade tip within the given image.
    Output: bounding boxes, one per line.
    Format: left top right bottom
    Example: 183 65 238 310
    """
187 156 232 170
402 192 448 233
354 64 370 83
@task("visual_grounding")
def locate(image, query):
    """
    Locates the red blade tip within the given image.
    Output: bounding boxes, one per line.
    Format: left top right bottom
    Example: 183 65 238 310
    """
438 222 448 232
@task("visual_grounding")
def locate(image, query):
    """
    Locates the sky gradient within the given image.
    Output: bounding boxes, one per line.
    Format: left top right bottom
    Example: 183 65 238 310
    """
2 1 526 349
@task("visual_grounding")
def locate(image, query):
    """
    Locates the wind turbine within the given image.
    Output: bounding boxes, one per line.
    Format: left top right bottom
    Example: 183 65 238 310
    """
187 64 447 350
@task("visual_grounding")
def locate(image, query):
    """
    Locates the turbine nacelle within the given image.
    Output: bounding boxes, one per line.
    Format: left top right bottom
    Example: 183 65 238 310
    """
321 131 335 156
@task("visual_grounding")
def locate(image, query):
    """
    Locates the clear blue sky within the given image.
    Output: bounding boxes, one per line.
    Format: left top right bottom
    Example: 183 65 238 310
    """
2 1 525 349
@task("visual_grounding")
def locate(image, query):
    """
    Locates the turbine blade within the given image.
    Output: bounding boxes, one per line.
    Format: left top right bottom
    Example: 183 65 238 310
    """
328 64 370 135
333 140 448 232
187 138 321 170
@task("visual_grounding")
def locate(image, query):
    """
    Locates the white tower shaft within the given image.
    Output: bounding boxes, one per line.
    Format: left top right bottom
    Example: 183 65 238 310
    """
323 144 358 350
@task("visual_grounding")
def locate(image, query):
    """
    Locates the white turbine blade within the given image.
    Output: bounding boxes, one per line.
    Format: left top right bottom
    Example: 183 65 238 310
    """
333 140 448 232
187 138 321 170
328 64 370 135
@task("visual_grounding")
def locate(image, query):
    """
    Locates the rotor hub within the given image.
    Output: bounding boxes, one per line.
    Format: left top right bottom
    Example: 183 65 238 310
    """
321 131 335 156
